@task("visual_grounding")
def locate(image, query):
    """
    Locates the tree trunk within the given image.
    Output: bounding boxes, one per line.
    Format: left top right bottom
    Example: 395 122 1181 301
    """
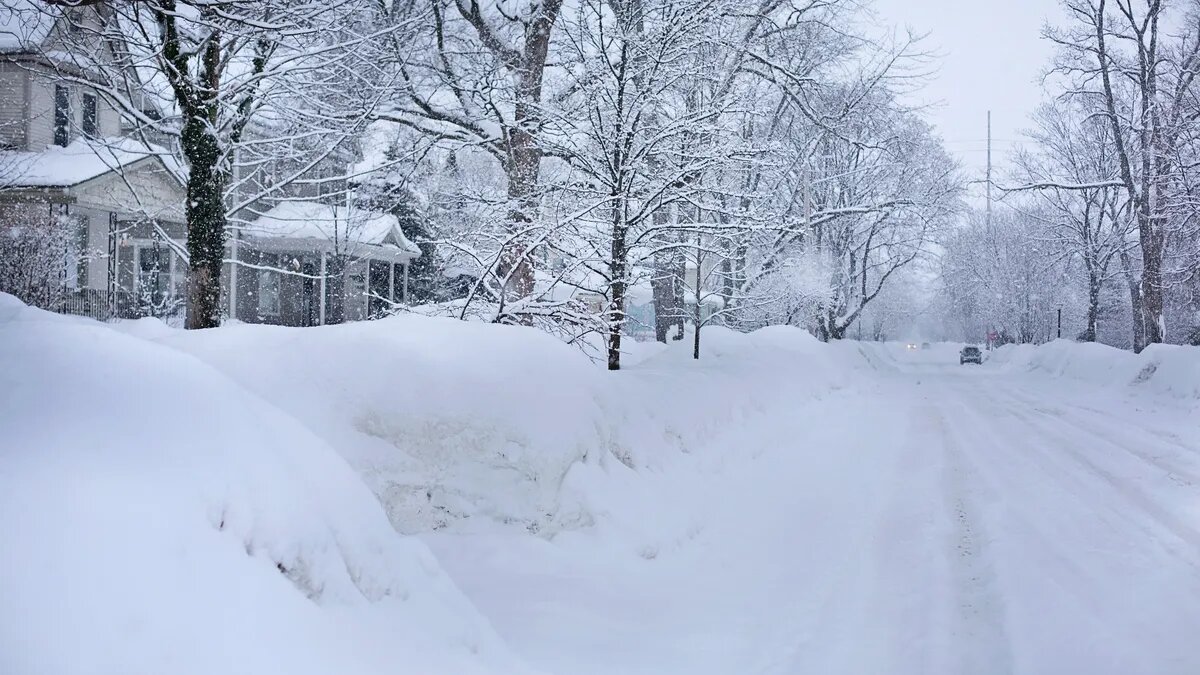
1084 266 1100 342
825 313 846 340
183 116 226 330
693 243 701 360
495 1 562 303
1118 245 1146 351
608 215 628 371
651 249 675 342
1139 227 1165 347
500 125 538 300
651 220 685 342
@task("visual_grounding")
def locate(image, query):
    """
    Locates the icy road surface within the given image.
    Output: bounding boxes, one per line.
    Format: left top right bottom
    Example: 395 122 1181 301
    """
425 344 1200 675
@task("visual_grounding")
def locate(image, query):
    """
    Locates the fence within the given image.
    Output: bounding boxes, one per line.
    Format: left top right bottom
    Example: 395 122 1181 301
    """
58 287 117 321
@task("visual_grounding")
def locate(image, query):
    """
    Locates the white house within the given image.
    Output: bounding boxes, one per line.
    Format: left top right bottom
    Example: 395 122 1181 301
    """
0 1 419 325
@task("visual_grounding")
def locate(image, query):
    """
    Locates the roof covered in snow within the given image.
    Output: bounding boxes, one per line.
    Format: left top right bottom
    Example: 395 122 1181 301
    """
0 0 56 53
244 201 421 258
0 137 185 188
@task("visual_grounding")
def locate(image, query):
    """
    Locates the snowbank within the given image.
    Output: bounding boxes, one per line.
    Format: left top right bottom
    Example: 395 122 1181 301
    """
0 293 870 673
0 295 531 675
150 318 856 539
988 339 1200 400
153 315 609 535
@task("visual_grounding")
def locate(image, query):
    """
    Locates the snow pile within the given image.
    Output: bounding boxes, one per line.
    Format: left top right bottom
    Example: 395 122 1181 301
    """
988 339 1200 400
150 319 856 540
0 295 531 675
550 325 862 557
155 316 609 535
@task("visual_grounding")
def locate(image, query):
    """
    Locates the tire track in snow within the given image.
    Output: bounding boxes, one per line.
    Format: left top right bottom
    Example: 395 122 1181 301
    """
854 403 948 673
935 403 1015 675
932 378 1200 673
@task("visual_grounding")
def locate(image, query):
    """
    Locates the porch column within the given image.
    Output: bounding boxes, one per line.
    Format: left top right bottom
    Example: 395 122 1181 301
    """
402 263 409 303
319 251 327 325
107 212 118 315
229 228 238 322
388 262 395 304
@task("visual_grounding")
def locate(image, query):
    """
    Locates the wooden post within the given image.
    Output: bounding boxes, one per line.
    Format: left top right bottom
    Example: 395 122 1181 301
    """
319 251 327 325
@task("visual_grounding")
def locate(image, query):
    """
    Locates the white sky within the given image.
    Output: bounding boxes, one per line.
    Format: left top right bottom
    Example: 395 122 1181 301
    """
869 0 1068 199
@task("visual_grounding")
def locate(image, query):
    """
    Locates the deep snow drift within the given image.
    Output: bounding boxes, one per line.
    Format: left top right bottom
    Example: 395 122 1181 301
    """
0 296 532 675
3 294 1199 675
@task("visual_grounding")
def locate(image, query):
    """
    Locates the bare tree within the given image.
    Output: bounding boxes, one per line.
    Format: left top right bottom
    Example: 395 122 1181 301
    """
544 0 739 368
1046 0 1200 348
378 0 566 302
1013 99 1131 342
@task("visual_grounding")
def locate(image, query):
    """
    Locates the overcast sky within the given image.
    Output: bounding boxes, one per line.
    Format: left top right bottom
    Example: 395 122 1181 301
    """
869 0 1068 198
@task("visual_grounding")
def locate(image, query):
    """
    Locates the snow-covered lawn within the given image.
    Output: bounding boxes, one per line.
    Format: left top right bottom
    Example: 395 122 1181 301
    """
2 295 1198 674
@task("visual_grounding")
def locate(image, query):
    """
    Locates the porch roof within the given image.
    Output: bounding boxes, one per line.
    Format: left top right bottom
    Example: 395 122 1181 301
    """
240 201 420 263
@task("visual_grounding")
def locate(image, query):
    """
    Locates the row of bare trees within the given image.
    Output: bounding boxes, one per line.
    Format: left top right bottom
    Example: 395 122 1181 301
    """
15 0 963 366
974 0 1200 350
363 0 961 367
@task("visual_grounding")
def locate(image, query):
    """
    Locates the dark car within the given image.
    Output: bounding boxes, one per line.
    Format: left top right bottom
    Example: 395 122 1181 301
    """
960 346 983 365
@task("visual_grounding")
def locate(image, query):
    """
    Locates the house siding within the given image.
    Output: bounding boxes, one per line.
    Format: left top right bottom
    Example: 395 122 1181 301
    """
24 62 122 151
26 65 55 150
72 159 185 223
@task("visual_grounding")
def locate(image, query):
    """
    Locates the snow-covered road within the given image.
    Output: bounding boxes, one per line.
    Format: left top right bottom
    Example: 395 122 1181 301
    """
426 345 1200 675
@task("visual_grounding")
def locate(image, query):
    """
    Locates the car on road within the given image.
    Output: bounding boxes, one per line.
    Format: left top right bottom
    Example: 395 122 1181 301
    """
906 342 918 350
960 345 983 365
921 342 931 350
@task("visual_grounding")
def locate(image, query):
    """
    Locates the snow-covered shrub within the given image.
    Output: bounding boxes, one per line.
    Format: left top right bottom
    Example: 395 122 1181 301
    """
0 203 76 310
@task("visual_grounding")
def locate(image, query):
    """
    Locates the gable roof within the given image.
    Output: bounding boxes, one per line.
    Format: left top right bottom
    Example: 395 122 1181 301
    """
0 136 185 189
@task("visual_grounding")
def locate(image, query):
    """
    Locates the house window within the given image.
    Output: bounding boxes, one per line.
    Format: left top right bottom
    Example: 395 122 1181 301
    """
135 239 184 312
258 269 281 316
54 85 71 146
82 93 97 138
137 244 169 305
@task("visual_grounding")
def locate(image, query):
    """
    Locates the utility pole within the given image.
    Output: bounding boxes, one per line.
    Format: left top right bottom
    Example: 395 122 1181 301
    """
1058 307 1062 339
986 110 992 229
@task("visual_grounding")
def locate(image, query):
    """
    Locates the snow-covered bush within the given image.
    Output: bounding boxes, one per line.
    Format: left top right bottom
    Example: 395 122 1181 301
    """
0 203 75 310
